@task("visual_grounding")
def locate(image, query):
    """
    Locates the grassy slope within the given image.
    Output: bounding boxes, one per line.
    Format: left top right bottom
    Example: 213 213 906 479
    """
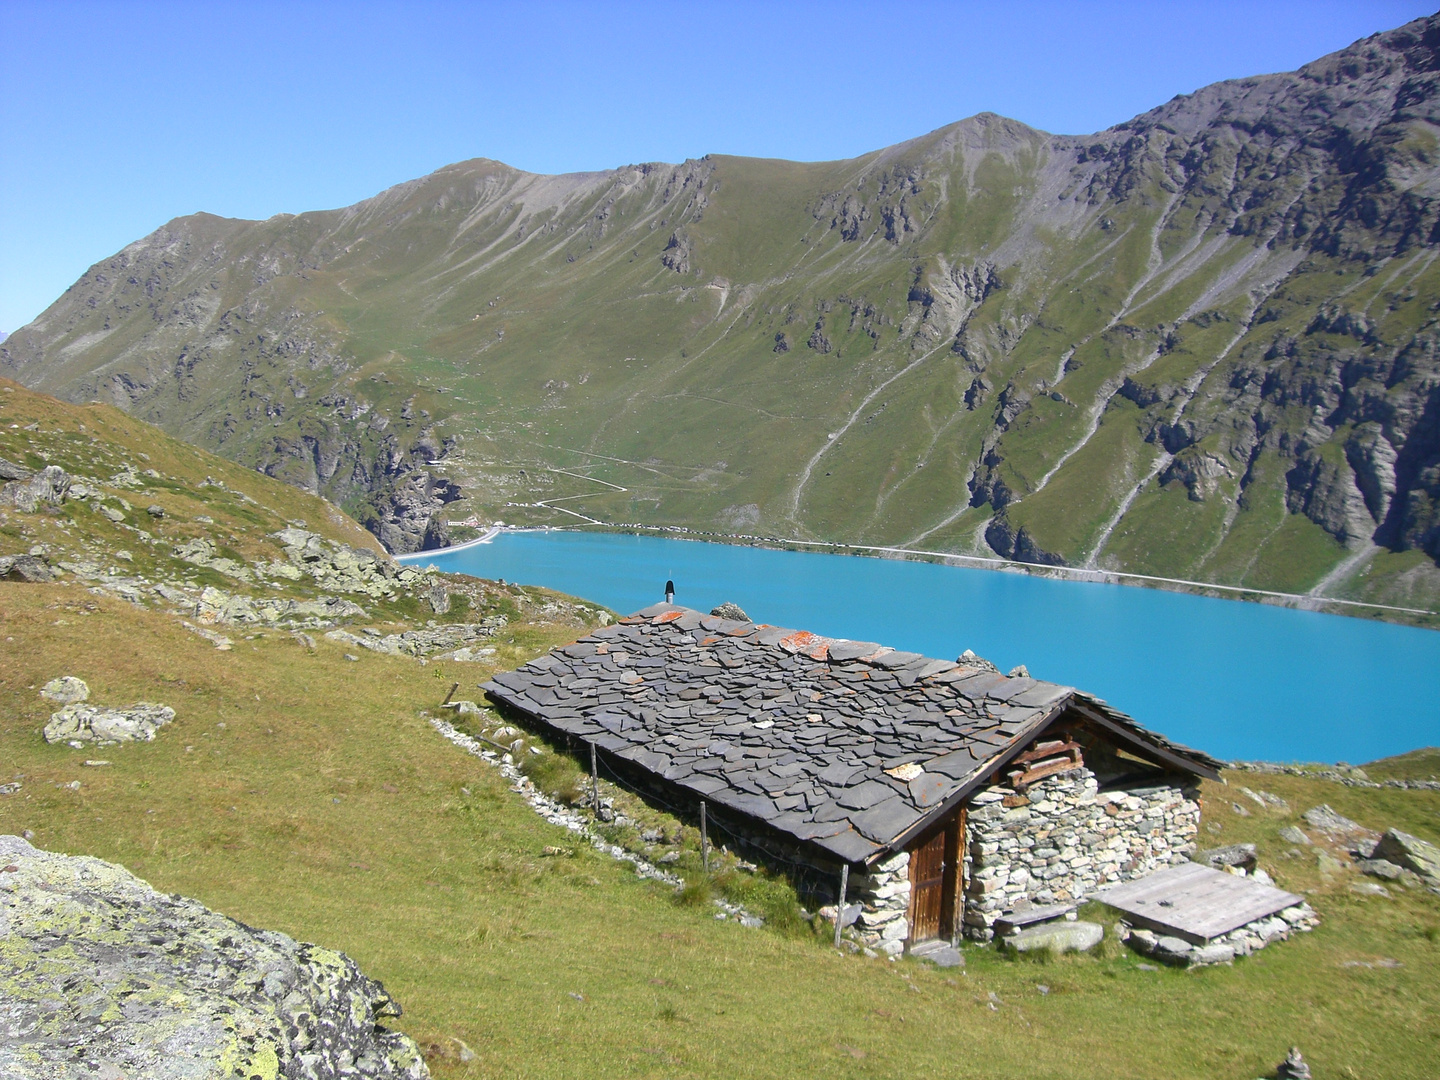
1363 747 1440 782
3 589 1439 1079
0 378 382 559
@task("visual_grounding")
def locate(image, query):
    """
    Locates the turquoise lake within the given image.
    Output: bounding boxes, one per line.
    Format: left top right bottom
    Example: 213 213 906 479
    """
402 530 1440 765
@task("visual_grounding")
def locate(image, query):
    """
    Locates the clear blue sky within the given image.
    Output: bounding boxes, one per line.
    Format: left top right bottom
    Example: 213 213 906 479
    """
1 1 1432 333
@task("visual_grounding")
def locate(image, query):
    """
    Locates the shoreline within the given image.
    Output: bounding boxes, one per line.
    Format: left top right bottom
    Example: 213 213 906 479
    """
394 524 501 560
396 521 1438 624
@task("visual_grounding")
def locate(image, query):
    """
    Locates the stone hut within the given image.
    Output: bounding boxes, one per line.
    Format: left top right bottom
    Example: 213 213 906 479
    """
483 604 1222 954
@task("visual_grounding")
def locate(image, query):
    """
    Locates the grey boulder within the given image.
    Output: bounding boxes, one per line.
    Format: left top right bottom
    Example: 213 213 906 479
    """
1373 829 1440 882
1004 920 1103 954
2 464 70 512
0 456 31 481
0 554 55 583
39 676 89 706
1195 843 1258 872
43 702 175 745
1301 804 1366 835
0 835 429 1079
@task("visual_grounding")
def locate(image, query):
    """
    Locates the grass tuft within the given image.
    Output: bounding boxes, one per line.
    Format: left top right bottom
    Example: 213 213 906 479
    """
519 748 587 806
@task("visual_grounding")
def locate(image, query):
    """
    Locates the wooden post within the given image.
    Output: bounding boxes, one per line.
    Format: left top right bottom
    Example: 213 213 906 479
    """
442 682 459 706
700 800 710 872
834 864 849 948
590 743 599 811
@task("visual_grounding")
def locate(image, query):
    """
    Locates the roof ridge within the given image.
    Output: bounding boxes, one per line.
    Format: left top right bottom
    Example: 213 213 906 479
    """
631 603 1024 686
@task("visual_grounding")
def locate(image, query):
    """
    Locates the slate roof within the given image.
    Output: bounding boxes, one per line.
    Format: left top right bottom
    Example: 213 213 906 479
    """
482 604 1222 867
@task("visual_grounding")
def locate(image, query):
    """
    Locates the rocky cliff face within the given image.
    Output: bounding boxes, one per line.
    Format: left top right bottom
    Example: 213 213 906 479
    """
0 835 429 1079
4 15 1439 611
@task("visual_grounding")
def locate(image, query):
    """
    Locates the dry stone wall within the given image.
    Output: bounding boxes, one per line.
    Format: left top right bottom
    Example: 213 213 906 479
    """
963 768 1201 940
849 851 912 955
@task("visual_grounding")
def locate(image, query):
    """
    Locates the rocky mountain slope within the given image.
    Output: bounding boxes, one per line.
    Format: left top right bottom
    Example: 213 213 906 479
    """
5 13 1440 616
0 376 600 666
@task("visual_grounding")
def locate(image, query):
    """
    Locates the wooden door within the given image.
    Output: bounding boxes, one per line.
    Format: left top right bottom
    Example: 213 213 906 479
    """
907 813 961 944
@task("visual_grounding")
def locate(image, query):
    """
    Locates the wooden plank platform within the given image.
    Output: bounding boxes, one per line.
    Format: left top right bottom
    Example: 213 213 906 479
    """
1095 862 1303 945
993 902 1077 936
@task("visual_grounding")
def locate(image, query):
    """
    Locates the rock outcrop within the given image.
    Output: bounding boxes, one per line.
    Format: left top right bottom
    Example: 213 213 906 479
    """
325 617 506 658
2 464 70 512
43 701 176 746
0 836 429 1079
1372 828 1440 885
0 554 56 582
39 677 177 746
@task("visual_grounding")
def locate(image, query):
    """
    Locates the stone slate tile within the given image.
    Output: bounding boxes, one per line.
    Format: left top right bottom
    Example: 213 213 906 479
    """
871 650 923 670
834 779 896 810
767 809 816 834
753 626 797 646
955 673 1008 699
790 818 853 840
810 800 851 823
849 797 924 843
908 772 954 808
813 828 883 862
815 761 864 786
931 666 987 685
758 774 794 796
687 775 730 795
715 790 778 819
826 640 882 661
915 658 959 679
987 676 1039 703
1013 683 1074 709
567 721 604 736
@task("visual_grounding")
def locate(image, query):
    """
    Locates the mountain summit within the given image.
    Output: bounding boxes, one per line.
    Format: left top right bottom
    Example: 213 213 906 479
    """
5 13 1440 615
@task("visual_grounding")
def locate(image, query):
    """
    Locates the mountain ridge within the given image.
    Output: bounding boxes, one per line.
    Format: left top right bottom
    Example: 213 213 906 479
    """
6 12 1440 620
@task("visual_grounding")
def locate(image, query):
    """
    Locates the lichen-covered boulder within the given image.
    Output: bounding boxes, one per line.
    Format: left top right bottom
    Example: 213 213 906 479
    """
43 702 175 745
0 836 429 1079
40 676 90 706
0 554 56 583
3 464 71 512
1374 828 1440 883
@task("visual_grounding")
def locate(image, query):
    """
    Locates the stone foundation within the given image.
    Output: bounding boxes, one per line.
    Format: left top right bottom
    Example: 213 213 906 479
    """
963 768 1200 941
1118 901 1319 966
682 807 914 955
848 852 912 955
